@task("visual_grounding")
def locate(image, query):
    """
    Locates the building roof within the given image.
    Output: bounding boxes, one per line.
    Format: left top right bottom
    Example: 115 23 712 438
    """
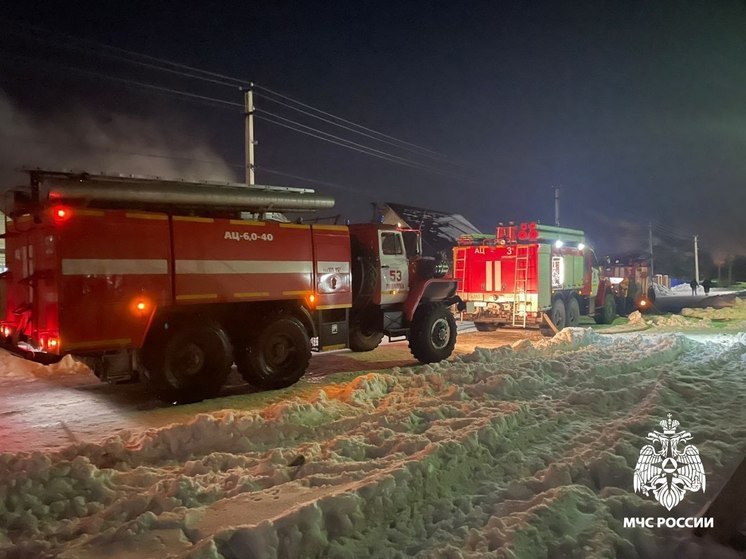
383 202 481 255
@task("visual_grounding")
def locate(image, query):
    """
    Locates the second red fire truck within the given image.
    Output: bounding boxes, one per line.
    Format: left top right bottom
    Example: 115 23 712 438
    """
453 221 617 333
1 170 464 402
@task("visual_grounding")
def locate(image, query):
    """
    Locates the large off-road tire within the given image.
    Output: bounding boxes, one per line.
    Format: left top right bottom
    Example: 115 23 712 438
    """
566 297 581 327
408 304 457 363
474 322 499 332
550 298 567 330
237 316 311 390
349 322 384 352
141 320 232 404
594 291 617 324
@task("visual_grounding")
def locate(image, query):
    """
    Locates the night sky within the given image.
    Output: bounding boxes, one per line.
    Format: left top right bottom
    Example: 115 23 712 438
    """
2 1 745 263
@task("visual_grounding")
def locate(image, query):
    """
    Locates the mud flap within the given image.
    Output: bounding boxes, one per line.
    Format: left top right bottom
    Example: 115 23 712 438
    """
541 312 559 336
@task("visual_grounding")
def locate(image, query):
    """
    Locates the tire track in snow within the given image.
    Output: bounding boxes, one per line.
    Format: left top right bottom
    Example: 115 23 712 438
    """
2 330 745 558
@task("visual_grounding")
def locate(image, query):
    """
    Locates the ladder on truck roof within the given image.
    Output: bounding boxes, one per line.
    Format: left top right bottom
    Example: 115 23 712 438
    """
512 244 530 327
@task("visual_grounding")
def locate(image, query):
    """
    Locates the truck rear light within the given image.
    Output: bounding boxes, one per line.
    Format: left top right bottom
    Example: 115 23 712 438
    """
52 206 73 224
39 334 61 354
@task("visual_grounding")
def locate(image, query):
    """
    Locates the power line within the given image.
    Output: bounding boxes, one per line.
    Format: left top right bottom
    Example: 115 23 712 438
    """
3 133 385 197
4 18 453 167
255 91 463 166
1 19 247 89
4 51 465 180
1 52 243 111
256 166 369 194
652 222 692 241
255 108 465 176
2 24 480 187
4 28 242 89
255 113 474 182
255 83 448 159
5 51 472 183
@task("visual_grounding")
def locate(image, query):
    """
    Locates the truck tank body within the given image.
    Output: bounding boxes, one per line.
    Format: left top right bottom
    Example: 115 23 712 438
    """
3 208 351 355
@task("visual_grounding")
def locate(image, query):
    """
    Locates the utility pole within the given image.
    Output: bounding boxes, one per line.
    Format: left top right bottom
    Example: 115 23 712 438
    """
244 83 255 185
553 186 560 226
693 235 700 284
648 221 654 279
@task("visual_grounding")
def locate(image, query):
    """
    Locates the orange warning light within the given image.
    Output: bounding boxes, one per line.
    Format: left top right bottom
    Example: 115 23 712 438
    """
131 298 152 316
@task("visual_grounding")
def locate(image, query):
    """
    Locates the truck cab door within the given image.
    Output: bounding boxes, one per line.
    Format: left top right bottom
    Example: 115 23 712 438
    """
378 231 408 305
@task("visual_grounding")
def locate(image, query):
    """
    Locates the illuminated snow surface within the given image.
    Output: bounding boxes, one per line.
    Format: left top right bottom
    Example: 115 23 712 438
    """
1 318 746 557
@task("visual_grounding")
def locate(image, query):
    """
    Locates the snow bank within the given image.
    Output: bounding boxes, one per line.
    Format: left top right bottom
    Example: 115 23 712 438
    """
1 331 745 558
634 297 746 331
680 296 746 320
0 350 90 384
652 283 674 297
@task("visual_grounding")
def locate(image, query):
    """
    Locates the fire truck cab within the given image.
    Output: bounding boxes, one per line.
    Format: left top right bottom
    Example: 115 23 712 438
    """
346 223 463 362
453 221 616 333
1 170 463 403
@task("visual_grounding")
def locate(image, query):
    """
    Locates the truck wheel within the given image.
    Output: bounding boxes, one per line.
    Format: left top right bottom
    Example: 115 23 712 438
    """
141 321 232 403
474 322 498 332
594 291 617 324
349 323 384 352
408 304 457 363
550 298 567 330
238 316 311 390
566 297 580 327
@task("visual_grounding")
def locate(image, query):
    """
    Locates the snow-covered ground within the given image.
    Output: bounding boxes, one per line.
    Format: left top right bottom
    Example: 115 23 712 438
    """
1 319 745 557
611 297 746 332
654 284 741 297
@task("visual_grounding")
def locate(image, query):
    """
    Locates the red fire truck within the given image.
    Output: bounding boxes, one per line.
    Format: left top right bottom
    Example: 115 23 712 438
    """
1 170 463 402
453 221 617 332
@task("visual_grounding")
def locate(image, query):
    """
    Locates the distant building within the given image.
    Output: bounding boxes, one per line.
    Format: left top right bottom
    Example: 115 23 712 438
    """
603 252 670 291
380 203 481 268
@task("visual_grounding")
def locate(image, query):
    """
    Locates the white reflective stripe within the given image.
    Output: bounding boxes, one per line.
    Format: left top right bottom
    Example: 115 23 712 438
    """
62 258 169 275
494 261 501 291
175 260 313 275
316 261 350 273
485 261 493 291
